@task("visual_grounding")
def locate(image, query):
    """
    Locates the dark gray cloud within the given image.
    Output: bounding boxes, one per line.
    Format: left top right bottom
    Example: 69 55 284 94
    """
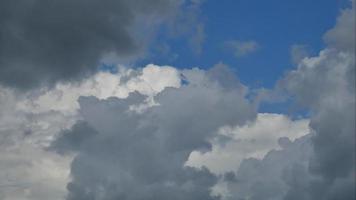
0 0 181 89
50 65 256 199
283 48 355 199
48 121 98 155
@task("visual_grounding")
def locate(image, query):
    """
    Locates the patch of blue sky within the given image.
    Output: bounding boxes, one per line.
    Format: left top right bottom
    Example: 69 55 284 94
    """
98 63 119 73
109 0 350 116
142 0 350 88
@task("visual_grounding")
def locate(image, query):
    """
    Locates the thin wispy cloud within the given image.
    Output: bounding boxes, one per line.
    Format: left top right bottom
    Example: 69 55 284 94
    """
290 44 311 64
224 40 260 57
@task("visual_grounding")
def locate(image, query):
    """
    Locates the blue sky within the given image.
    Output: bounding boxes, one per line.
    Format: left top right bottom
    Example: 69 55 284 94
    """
143 0 350 88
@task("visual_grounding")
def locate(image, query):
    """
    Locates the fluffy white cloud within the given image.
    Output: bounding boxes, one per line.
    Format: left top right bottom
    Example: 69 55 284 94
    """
186 113 310 174
18 64 181 114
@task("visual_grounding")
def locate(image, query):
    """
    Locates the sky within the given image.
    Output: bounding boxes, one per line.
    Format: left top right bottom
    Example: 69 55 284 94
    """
145 0 350 87
0 0 355 200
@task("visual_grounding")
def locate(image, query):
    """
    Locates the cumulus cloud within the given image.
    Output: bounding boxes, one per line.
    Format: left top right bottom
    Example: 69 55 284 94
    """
0 144 71 200
17 64 181 114
49 65 256 200
323 0 355 52
0 64 184 199
0 1 354 199
0 63 257 199
0 0 186 89
282 49 355 199
186 113 310 174
0 86 74 200
224 134 313 200
222 2 355 199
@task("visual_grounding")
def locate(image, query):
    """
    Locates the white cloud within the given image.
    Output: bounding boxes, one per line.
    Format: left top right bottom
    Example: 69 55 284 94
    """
18 64 181 115
186 113 310 174
0 145 71 200
125 64 181 96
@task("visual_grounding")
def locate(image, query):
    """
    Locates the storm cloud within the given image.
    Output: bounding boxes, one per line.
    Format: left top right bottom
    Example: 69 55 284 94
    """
0 0 182 89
